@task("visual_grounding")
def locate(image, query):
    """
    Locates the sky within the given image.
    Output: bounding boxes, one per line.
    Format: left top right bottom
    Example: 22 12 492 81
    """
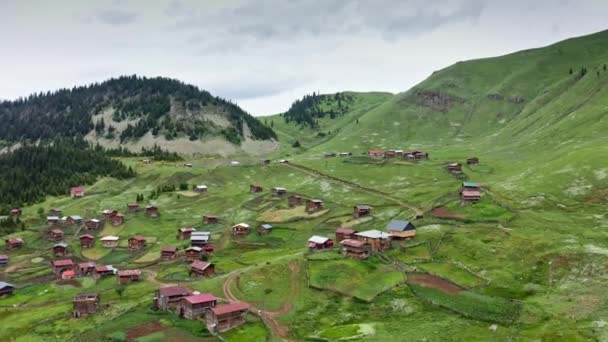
1 1 607 116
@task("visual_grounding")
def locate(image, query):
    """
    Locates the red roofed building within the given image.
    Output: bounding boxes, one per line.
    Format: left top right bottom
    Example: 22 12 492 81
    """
249 184 263 193
51 259 74 277
80 234 94 248
128 236 146 250
177 227 194 240
335 228 356 242
177 293 217 319
203 215 219 224
6 238 23 250
48 229 64 241
206 302 249 333
70 186 85 198
460 190 481 205
117 270 141 284
368 150 384 157
145 206 159 217
189 261 215 277
160 247 177 260
78 262 96 276
62 269 76 279
10 208 22 217
155 286 192 311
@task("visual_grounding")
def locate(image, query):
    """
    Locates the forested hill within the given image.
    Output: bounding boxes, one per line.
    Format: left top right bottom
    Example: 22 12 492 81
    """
0 75 276 147
283 92 355 128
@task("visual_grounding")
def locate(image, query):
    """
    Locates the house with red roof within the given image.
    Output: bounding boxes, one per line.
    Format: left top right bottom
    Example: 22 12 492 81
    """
335 228 356 242
160 247 177 260
5 238 23 250
177 293 217 319
70 186 85 198
206 302 249 333
78 262 96 276
51 259 74 277
203 215 219 224
155 286 192 311
48 229 64 242
80 234 94 248
177 227 195 240
117 270 141 284
190 261 215 277
368 150 384 157
128 236 146 250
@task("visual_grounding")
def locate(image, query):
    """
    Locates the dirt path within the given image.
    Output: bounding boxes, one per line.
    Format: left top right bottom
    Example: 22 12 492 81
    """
407 273 465 294
141 269 176 287
282 162 425 217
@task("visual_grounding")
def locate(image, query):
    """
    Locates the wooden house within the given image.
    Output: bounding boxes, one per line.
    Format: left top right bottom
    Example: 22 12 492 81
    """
117 270 141 284
184 247 203 262
353 205 371 218
190 261 215 277
128 236 147 250
412 151 429 159
447 163 462 173
177 294 217 319
194 185 208 193
206 302 249 333
10 208 22 217
145 206 159 217
78 262 96 276
203 215 219 224
5 238 23 250
127 203 141 213
94 265 116 277
155 286 192 311
160 247 178 260
73 293 99 318
384 150 396 158
467 157 479 165
84 219 102 230
49 208 63 217
231 223 250 235
249 184 263 193
335 228 355 242
70 186 85 198
184 163 193 168
462 181 481 190
0 281 15 297
460 190 482 205
339 152 352 157
48 229 64 241
51 259 74 277
100 236 119 248
111 213 125 226
257 224 272 235
355 230 391 251
386 220 416 239
53 242 68 257
368 150 384 157
324 153 337 158
271 187 287 197
191 232 210 247
306 199 324 213
66 215 83 226
47 216 61 227
102 209 117 219
307 236 334 251
261 159 271 165
178 227 195 240
0 255 8 266
288 195 302 207
80 234 95 248
340 239 371 259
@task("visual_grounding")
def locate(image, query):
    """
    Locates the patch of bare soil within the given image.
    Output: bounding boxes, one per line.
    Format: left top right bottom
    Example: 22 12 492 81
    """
407 273 465 294
56 279 81 287
126 321 167 341
430 207 465 220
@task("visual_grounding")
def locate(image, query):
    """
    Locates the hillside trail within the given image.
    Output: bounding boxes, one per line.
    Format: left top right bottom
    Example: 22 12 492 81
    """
222 261 301 341
141 269 177 287
281 162 425 217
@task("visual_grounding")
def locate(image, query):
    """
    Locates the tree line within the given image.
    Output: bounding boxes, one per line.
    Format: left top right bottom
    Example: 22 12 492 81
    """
283 92 354 129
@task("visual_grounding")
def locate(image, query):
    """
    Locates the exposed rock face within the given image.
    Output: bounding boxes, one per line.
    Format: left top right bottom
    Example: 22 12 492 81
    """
510 96 526 104
487 93 504 101
414 90 465 112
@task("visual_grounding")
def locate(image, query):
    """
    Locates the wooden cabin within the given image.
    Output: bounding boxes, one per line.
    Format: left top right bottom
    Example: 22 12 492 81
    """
261 159 271 165
111 213 125 226
306 199 324 213
145 206 159 217
53 242 68 257
84 219 102 230
462 181 481 190
191 232 210 247
206 302 249 333
339 152 352 157
412 151 429 159
102 209 118 219
353 205 372 219
155 286 192 311
354 230 391 251
10 208 22 217
467 157 479 165
48 229 64 241
231 223 250 236
178 227 195 240
127 203 141 213
203 215 219 224
194 185 208 193
271 187 287 197
257 224 272 235
0 281 15 297
117 270 141 284
49 208 63 217
288 195 302 207
73 293 99 318
324 153 336 158
78 262 96 276
51 259 74 277
368 150 384 157
160 247 178 260
386 220 416 239
5 238 23 250
384 150 396 158
184 163 193 168
79 234 94 248
249 184 263 193
94 265 116 278
340 239 371 259
47 216 61 227
335 228 355 242
447 163 462 173
70 186 85 198
460 190 482 205
177 294 217 319
128 236 147 250
190 261 215 277
66 215 83 226
100 236 119 248
0 255 8 266
184 247 203 262
307 236 334 251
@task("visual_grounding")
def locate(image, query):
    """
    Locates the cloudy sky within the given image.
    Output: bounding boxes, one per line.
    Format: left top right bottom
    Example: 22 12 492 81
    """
1 0 607 115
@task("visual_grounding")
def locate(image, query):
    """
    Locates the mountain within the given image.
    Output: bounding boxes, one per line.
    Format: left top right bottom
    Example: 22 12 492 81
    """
0 75 277 155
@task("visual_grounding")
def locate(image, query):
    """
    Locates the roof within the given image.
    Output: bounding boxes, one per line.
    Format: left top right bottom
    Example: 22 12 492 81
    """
74 293 99 300
356 230 391 239
232 223 250 229
78 262 96 268
47 216 60 221
336 228 355 235
386 220 414 232
461 190 482 197
102 209 116 214
69 215 82 220
158 286 191 297
80 234 94 240
117 270 141 277
7 238 23 243
53 242 68 248
146 206 158 210
185 246 203 252
393 230 416 238
89 219 101 223
204 215 219 219
309 199 324 203
355 205 371 210
251 184 263 188
184 293 217 304
62 270 76 277
191 235 210 242
272 187 286 191
368 150 384 154
0 281 14 289
0 255 8 260
130 235 146 242
210 302 249 315
161 246 177 253
52 259 74 267
196 185 208 189
71 186 84 192
308 236 329 244
261 224 272 229
191 261 212 271
95 264 116 272
340 239 367 248
448 163 461 167
462 181 480 188
50 229 64 234
127 203 140 207
179 227 195 232
100 236 119 241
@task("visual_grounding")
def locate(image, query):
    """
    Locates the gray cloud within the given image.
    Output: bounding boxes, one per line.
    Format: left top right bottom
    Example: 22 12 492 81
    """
97 9 138 25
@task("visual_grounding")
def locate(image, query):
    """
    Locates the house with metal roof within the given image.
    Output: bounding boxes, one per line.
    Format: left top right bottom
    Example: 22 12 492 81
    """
387 220 416 239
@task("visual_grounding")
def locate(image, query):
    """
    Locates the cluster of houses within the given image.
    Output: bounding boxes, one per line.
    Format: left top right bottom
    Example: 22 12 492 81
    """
268 186 325 213
323 152 353 158
368 150 429 160
447 157 480 174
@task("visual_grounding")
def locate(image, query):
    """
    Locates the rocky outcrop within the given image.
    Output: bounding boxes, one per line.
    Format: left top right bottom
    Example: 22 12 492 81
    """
414 90 465 112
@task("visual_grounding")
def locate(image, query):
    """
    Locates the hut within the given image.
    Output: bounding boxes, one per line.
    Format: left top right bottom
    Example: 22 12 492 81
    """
307 236 334 251
206 302 249 333
231 223 250 235
335 228 355 242
467 157 479 165
288 195 302 207
10 208 22 217
191 232 210 247
447 163 462 173
128 236 147 250
102 209 117 219
340 239 371 259
51 259 74 277
127 203 141 213
249 184 263 193
66 215 83 226
257 224 272 235
160 247 178 260
117 270 141 284
5 238 23 250
184 247 203 262
386 220 416 240
100 236 119 248
145 206 159 217
78 262 96 276
178 227 195 240
203 215 219 224
0 281 15 297
111 213 125 226
194 185 208 193
190 261 215 277
80 234 95 248
460 190 482 205
306 199 324 213
271 187 287 197
0 255 8 266
53 242 68 257
155 286 192 311
95 265 116 278
84 219 102 230
73 293 99 318
354 230 391 251
353 205 372 218
48 229 64 241
47 216 61 227
177 294 217 319
368 150 384 157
